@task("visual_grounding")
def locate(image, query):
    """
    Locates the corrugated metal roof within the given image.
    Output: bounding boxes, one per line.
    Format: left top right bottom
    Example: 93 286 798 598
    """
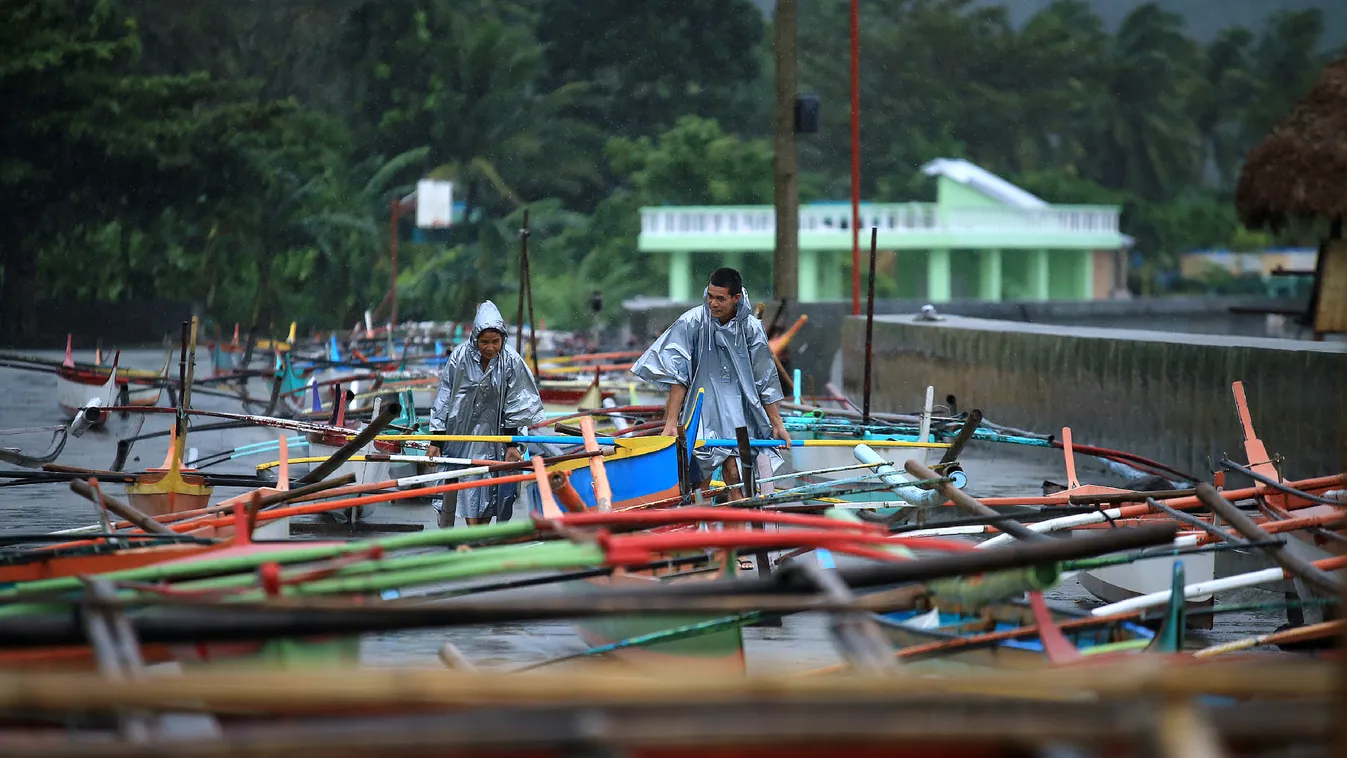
921 158 1048 209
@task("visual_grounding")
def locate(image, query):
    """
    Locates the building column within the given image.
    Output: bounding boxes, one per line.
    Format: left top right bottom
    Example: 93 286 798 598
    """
927 248 951 303
798 248 819 303
669 250 691 302
820 251 842 300
979 249 1002 301
1028 249 1049 302
1078 250 1095 300
724 252 744 274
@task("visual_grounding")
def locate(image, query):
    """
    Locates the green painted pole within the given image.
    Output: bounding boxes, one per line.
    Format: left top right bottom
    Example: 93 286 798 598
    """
0 519 539 601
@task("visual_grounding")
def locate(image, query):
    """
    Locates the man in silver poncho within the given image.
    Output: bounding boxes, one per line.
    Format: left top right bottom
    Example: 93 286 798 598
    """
631 267 791 497
428 301 546 528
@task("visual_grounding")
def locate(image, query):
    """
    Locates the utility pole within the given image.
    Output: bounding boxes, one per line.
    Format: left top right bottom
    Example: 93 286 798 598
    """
772 0 799 304
849 0 861 316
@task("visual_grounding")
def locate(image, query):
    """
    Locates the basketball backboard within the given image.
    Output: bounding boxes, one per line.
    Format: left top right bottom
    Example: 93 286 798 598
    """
415 180 454 228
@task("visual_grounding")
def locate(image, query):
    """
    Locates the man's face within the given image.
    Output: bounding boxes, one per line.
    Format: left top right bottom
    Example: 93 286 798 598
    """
477 330 503 362
707 284 740 322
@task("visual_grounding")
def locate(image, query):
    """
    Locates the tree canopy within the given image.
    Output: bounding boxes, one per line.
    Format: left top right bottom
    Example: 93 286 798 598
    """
1 0 1339 339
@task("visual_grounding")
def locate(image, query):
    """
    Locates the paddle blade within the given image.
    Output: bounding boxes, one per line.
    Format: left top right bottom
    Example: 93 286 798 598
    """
938 409 983 466
1027 591 1083 665
1147 560 1187 654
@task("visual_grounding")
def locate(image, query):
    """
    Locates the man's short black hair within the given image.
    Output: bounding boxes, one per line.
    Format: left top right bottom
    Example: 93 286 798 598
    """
708 267 743 295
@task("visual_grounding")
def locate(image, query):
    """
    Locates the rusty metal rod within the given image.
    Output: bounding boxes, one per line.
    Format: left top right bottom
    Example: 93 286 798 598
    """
904 460 1046 543
69 479 175 536
298 402 402 485
1195 483 1342 599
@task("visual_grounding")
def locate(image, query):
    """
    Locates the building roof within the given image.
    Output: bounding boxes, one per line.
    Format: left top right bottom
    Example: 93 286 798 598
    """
920 158 1049 210
1235 53 1347 231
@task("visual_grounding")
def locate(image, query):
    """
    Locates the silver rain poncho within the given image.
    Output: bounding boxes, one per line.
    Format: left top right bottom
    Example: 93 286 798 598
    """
429 301 546 521
631 287 786 480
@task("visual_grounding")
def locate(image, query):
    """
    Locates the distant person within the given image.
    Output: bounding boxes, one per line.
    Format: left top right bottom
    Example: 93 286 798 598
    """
428 301 545 528
632 267 791 498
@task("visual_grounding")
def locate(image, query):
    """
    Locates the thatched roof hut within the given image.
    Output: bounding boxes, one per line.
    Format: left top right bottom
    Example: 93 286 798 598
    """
1235 54 1347 232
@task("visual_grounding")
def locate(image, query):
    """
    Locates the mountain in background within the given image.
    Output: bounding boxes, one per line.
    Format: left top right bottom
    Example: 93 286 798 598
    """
977 0 1345 45
751 0 1346 48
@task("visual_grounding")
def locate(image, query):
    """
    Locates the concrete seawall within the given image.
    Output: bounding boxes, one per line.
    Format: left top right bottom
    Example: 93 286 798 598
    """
624 295 1310 395
840 315 1347 480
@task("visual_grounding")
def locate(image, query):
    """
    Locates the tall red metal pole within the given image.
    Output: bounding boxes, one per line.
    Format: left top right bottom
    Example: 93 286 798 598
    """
849 0 861 316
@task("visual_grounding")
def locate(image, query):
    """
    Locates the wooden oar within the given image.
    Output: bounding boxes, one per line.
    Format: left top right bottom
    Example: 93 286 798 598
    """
905 460 1044 543
296 401 401 485
1193 620 1344 658
1197 483 1342 596
68 479 174 536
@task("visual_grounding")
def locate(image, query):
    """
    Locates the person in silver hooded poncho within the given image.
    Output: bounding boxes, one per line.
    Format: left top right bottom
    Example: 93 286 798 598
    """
631 267 791 496
428 301 546 527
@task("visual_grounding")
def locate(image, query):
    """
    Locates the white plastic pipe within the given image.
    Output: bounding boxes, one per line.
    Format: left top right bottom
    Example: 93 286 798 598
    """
853 443 944 507
978 507 1127 549
602 397 629 431
1091 564 1286 617
69 404 103 437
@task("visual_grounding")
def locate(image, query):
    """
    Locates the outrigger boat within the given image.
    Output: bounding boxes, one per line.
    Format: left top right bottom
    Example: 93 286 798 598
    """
873 593 1159 671
1224 380 1346 628
55 337 170 421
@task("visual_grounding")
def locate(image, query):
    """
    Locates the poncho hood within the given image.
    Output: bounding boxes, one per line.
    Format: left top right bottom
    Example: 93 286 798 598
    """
469 301 509 361
702 286 754 325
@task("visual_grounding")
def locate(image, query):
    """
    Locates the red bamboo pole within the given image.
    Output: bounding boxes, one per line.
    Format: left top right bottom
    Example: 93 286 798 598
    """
177 472 536 535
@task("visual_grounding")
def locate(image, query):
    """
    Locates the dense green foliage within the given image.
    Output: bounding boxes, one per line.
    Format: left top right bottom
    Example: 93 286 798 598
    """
0 0 1339 338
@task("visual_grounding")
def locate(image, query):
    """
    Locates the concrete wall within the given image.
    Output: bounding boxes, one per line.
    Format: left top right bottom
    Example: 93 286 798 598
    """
839 315 1347 480
624 295 1312 398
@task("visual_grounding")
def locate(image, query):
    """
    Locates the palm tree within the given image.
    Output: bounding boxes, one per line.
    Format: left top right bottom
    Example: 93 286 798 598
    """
1076 3 1201 201
1190 27 1257 188
1014 0 1112 173
1242 9 1328 149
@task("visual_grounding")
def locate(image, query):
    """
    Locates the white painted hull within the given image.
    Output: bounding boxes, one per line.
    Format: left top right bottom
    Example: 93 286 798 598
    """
308 441 391 523
1077 546 1216 628
1079 548 1215 602
1279 515 1343 624
252 516 291 540
55 372 116 419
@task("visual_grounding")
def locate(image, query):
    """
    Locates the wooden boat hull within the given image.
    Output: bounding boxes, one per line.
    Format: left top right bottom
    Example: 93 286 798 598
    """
125 466 215 528
305 439 395 523
1077 543 1216 630
0 543 221 586
545 437 681 511
569 564 746 676
540 385 616 407
1277 514 1344 624
0 633 361 673
874 600 1154 671
55 368 116 420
